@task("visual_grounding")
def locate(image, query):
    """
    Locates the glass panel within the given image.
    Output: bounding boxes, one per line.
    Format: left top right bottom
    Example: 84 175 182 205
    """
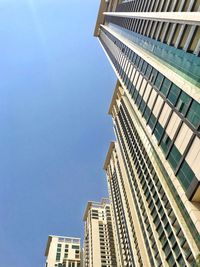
168 145 182 170
161 214 168 226
139 98 146 113
163 242 170 256
145 64 152 79
141 61 147 74
133 88 138 100
72 245 79 249
150 68 158 84
167 84 181 105
154 73 164 90
135 55 140 67
138 58 143 71
148 114 156 129
186 100 200 129
169 233 176 246
165 223 172 236
160 78 171 96
132 53 137 64
154 122 164 142
56 253 61 261
177 160 195 190
108 23 200 86
157 224 164 236
144 106 151 121
160 134 171 154
176 91 191 115
167 253 175 266
173 243 181 258
136 90 142 104
177 255 185 266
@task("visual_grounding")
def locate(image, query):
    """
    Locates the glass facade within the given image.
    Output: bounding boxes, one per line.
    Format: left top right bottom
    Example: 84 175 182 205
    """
105 99 196 265
95 1 200 266
99 26 200 197
107 23 200 86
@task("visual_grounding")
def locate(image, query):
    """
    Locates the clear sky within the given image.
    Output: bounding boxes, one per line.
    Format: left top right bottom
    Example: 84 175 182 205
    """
0 1 116 266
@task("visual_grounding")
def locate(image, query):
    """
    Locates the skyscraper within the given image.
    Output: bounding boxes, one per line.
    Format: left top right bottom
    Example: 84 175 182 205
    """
83 199 117 267
45 235 82 267
95 0 200 266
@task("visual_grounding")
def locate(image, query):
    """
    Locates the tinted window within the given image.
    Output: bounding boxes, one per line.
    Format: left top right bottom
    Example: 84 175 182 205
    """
168 84 181 105
186 100 200 128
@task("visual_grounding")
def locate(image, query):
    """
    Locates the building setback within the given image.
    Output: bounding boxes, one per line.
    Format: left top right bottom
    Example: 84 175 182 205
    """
83 199 117 267
45 235 82 267
94 0 200 266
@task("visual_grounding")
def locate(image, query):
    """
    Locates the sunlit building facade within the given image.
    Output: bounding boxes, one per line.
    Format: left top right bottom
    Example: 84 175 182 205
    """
83 199 117 267
45 235 81 267
96 0 200 266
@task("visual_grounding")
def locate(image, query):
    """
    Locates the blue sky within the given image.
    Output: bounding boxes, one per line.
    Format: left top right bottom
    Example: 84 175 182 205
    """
0 1 116 266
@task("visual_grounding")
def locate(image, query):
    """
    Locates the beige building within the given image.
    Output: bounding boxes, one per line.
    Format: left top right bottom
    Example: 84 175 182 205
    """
95 0 200 266
83 199 117 267
45 235 81 267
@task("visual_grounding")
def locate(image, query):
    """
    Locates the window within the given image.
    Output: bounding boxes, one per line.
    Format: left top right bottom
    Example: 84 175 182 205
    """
160 78 171 96
72 245 79 249
150 68 158 84
165 223 172 236
186 100 200 128
56 253 61 261
163 242 171 257
177 160 195 190
167 84 180 105
148 113 156 129
57 244 62 248
145 64 152 79
167 252 175 266
141 61 147 74
138 58 143 71
168 145 182 170
160 231 167 246
143 106 151 121
177 255 186 266
160 133 171 154
176 91 191 115
169 233 176 246
173 243 181 258
154 122 164 142
135 55 140 66
154 73 164 89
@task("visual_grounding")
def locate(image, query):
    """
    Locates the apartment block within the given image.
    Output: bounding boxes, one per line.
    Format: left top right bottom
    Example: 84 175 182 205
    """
45 235 81 267
83 199 117 267
95 0 200 266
